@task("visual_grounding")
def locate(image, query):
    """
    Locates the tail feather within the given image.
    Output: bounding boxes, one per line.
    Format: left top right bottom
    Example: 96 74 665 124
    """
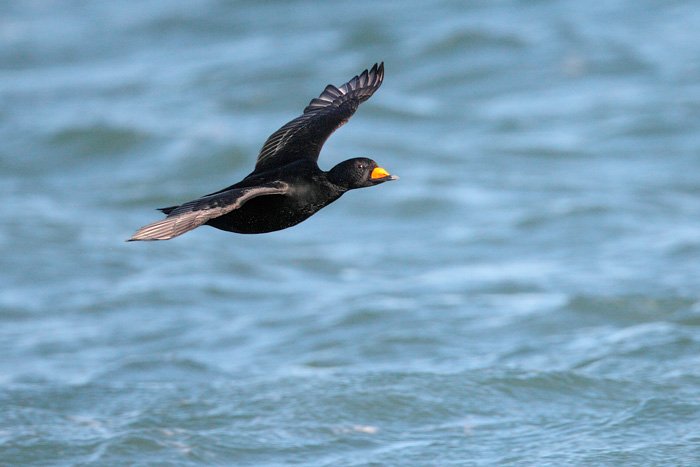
158 206 178 215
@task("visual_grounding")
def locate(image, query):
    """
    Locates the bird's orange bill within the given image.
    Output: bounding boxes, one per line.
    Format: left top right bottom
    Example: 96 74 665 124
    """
371 167 393 180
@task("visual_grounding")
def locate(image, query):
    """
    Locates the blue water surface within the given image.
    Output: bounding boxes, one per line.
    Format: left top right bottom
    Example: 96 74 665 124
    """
2 1 700 465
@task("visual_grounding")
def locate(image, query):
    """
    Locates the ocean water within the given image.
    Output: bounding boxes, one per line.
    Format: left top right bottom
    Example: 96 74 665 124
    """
2 0 700 465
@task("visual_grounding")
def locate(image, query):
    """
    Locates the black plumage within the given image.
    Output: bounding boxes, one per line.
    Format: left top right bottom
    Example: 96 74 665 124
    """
127 63 396 242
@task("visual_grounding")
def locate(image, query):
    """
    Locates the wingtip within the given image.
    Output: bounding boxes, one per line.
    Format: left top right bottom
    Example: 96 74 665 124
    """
125 219 177 242
125 234 152 242
369 62 384 87
124 236 152 242
125 234 165 242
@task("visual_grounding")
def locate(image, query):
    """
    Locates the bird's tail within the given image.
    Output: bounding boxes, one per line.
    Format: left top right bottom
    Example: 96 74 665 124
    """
158 206 178 215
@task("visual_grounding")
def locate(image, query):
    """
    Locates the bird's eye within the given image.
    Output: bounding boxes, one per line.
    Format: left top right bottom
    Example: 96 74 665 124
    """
358 164 364 170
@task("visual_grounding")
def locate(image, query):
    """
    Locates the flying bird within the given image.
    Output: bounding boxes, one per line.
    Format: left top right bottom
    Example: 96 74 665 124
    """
127 62 396 242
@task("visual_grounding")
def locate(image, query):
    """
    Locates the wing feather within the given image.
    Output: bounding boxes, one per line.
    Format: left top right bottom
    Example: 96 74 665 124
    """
254 62 384 172
126 182 288 241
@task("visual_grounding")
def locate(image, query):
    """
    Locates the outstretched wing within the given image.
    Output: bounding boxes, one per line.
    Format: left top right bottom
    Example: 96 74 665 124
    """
254 62 384 172
126 182 289 241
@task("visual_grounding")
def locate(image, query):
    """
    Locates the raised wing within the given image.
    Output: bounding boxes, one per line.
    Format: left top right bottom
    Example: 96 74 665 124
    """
254 62 384 172
126 182 289 241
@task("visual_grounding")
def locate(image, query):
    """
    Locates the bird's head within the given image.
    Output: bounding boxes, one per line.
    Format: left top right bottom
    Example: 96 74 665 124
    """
328 157 398 190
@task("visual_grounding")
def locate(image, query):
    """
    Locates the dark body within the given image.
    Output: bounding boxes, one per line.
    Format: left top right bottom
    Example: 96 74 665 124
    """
127 63 396 242
203 161 342 234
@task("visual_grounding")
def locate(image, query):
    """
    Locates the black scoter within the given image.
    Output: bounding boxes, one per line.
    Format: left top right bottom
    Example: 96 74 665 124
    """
127 62 396 241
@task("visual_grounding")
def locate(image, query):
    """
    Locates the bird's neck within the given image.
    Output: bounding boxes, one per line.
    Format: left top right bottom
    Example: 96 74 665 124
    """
326 169 354 192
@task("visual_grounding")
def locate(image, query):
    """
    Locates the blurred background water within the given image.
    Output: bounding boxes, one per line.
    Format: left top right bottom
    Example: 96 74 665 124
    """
2 0 700 465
